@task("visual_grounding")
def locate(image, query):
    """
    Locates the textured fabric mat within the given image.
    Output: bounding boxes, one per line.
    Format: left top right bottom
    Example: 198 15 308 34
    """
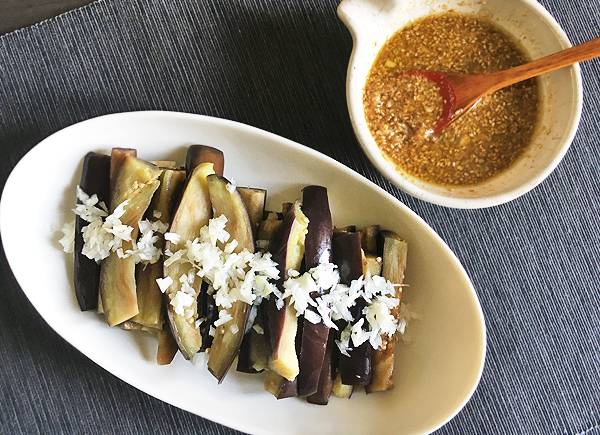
0 1 599 434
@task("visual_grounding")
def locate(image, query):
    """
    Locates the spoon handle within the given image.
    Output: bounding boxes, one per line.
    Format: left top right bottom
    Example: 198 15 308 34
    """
489 36 600 91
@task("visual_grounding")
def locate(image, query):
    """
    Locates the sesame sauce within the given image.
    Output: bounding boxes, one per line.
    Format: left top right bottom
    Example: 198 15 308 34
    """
364 13 539 186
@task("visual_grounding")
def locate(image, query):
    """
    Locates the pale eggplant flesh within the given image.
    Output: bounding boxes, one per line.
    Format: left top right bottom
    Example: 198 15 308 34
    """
266 202 308 382
99 154 162 327
256 215 283 252
297 185 333 397
359 225 380 256
164 163 216 359
238 187 267 238
332 231 373 386
157 324 179 365
366 231 408 393
132 169 186 329
109 148 136 192
265 294 304 398
363 254 382 278
331 371 353 398
334 225 356 233
120 321 157 333
150 160 178 169
74 152 111 311
206 175 255 382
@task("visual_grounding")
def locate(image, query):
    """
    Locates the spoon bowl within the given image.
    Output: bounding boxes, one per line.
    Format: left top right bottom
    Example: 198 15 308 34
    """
411 37 599 136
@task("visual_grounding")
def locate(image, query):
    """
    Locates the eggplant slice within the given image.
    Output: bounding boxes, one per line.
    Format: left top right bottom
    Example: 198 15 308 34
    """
237 302 270 373
266 201 309 387
235 187 267 372
109 148 136 192
206 175 255 382
157 323 179 365
265 370 298 399
332 231 373 386
306 330 335 404
186 145 224 177
132 169 186 329
99 154 162 327
332 372 353 398
359 225 380 256
297 186 333 397
237 214 282 374
74 152 111 311
256 215 283 252
367 231 408 393
164 162 216 359
238 187 267 239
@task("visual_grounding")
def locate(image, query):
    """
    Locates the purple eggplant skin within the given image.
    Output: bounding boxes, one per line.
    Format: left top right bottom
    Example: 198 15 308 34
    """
73 152 111 311
340 338 373 386
306 330 335 404
277 379 298 399
264 371 298 399
297 185 333 396
198 283 218 352
237 302 269 373
302 186 333 269
332 232 363 283
332 232 373 386
297 322 329 395
237 329 257 373
237 324 268 373
186 145 224 177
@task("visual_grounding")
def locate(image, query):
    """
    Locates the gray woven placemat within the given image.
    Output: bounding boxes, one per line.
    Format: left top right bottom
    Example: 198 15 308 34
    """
0 1 598 434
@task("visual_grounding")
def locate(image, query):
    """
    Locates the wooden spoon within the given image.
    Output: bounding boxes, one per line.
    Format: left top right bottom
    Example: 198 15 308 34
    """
411 36 600 136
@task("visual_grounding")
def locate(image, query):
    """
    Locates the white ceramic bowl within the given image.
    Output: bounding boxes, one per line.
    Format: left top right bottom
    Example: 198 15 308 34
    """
338 0 583 209
0 112 486 435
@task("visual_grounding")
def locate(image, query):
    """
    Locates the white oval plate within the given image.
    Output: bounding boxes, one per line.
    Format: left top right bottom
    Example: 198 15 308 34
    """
0 112 485 435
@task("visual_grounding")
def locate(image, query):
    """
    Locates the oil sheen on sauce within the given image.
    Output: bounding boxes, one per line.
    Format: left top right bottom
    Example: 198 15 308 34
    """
364 13 540 186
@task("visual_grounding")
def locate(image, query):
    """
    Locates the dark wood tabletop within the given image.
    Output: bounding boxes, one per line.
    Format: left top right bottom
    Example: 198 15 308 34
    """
0 0 94 34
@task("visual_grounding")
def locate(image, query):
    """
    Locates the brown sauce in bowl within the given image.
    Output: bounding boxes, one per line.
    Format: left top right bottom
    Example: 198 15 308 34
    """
363 13 540 186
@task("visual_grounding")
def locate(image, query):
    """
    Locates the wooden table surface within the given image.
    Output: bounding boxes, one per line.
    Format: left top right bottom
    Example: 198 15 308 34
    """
0 0 94 34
